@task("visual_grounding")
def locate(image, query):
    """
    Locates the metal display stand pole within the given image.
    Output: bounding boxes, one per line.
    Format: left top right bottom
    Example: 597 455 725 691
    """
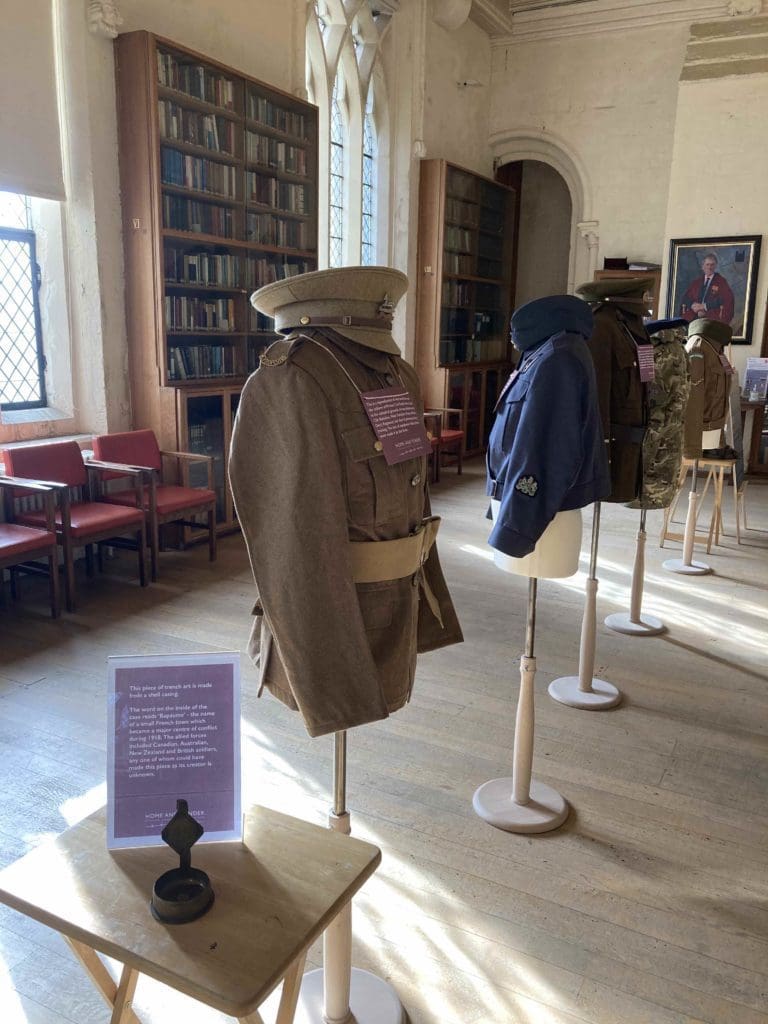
473 578 569 834
267 732 405 1024
548 503 622 710
663 459 711 575
605 509 664 636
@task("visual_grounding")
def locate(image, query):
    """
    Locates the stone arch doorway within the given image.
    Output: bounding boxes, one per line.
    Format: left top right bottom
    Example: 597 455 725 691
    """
491 129 598 295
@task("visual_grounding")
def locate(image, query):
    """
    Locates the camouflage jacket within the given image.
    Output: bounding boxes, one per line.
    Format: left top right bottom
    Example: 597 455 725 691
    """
628 326 690 510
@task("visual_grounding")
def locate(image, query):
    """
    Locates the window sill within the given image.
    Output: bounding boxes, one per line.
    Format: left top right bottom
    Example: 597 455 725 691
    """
1 405 72 426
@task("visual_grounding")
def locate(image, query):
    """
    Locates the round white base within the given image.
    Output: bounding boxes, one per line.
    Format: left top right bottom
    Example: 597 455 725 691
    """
472 778 569 834
662 557 711 576
548 676 622 710
260 967 405 1024
604 611 665 636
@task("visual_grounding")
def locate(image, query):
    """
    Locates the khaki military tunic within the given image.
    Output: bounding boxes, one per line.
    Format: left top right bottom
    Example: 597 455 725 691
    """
586 304 650 502
228 327 463 738
683 335 732 458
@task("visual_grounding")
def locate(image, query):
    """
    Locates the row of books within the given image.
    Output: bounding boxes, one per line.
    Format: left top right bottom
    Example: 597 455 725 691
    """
246 173 307 213
250 310 276 332
444 226 473 254
446 170 477 202
478 235 504 261
168 344 238 380
443 251 473 276
476 283 503 309
161 147 238 198
246 132 308 176
164 249 243 287
247 95 307 139
165 296 237 332
445 197 478 228
157 52 235 110
246 213 309 249
158 101 237 155
442 280 471 306
163 196 234 238
247 256 314 287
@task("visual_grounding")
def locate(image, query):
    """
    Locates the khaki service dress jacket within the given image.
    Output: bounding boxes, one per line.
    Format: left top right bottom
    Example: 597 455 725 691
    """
587 303 650 502
229 327 463 738
683 335 732 458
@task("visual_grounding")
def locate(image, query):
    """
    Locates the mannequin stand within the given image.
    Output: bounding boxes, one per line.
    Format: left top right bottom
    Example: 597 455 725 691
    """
605 509 664 636
473 578 569 834
548 503 622 710
663 459 711 575
262 733 404 1024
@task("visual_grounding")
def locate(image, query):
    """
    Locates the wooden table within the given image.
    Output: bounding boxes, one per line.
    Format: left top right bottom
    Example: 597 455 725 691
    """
0 805 380 1023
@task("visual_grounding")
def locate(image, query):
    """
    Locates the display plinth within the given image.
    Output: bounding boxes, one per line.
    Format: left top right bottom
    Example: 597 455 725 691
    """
472 777 568 834
604 611 664 636
547 675 621 710
261 969 405 1024
664 462 711 576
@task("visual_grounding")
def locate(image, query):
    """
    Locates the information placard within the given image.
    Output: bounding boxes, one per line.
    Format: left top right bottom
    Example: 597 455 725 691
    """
107 652 241 849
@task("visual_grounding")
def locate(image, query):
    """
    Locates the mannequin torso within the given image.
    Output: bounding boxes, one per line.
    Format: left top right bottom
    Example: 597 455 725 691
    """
490 503 582 579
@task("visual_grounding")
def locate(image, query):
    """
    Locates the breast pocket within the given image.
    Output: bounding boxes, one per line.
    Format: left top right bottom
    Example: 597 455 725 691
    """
612 341 639 408
494 379 530 454
341 423 400 526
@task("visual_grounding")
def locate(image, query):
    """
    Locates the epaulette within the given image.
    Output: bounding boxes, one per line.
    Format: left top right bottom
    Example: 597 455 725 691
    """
258 334 304 367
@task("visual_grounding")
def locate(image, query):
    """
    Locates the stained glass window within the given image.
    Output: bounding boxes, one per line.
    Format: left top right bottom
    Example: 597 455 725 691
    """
361 101 377 266
329 75 345 268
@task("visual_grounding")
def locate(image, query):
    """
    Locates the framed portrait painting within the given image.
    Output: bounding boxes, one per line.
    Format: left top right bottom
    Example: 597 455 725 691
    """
666 235 761 344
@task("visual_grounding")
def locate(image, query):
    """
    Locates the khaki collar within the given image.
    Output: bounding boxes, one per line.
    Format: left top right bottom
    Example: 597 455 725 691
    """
307 328 397 374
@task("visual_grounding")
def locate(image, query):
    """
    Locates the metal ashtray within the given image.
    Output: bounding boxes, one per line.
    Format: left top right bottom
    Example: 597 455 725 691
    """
150 799 214 925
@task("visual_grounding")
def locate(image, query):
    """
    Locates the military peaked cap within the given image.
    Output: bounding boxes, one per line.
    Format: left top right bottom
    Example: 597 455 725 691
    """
510 294 593 352
576 276 655 303
688 318 733 346
251 266 408 355
646 317 687 335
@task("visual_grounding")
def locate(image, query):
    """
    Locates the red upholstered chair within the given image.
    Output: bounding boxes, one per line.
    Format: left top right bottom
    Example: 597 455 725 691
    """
423 411 442 484
426 407 465 477
3 441 147 611
0 476 61 618
91 429 216 581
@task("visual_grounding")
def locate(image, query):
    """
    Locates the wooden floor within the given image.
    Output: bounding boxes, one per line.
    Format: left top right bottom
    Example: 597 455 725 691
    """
0 465 767 1024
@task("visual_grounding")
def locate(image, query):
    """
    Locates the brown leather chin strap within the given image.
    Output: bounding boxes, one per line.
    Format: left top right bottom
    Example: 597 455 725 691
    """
282 315 393 331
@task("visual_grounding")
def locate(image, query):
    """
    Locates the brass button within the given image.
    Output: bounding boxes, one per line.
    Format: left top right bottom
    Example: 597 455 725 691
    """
300 315 311 325
410 473 421 486
385 373 395 385
374 440 383 452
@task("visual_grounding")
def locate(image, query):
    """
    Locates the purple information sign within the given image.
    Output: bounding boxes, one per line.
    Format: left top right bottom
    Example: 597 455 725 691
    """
107 653 241 849
360 386 431 466
636 343 656 383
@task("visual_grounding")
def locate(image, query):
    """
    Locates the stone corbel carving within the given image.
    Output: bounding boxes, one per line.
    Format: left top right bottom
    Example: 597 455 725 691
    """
727 0 762 14
87 0 123 40
576 220 600 280
432 0 472 31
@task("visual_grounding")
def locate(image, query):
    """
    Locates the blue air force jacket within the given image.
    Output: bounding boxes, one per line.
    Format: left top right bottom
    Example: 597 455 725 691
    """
487 330 611 558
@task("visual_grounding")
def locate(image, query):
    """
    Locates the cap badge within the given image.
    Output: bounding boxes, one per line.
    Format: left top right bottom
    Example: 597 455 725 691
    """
515 475 538 497
300 315 311 325
377 294 395 320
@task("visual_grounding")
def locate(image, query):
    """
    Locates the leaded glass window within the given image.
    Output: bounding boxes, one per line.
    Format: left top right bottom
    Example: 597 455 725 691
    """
0 192 46 410
329 75 345 268
361 103 377 266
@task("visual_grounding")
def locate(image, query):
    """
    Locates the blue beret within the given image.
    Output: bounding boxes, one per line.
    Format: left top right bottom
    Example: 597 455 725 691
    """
645 317 687 334
511 295 593 353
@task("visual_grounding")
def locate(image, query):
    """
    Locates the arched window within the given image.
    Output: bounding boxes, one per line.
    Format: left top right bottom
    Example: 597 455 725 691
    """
361 95 376 266
306 2 391 269
329 74 346 269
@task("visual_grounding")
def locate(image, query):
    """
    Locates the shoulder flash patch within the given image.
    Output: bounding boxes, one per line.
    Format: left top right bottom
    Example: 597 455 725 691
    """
515 475 538 497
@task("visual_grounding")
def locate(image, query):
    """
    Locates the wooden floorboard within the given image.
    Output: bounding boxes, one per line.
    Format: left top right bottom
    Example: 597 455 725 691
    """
0 464 766 1023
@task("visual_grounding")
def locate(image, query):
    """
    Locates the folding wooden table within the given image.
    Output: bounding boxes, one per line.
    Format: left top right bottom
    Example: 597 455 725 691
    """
0 805 381 1023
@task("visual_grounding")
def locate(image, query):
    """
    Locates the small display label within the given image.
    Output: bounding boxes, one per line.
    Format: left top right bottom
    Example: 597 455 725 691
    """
360 386 431 466
636 343 656 383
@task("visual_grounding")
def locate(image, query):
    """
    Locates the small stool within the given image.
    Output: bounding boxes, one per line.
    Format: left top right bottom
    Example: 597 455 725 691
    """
0 805 380 1023
660 457 740 553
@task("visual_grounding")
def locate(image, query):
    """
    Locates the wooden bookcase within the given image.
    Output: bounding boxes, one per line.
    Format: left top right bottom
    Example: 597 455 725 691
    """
415 160 517 457
114 31 318 531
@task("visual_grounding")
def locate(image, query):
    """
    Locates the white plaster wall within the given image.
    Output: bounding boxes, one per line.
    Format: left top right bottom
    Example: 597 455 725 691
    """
515 160 572 306
490 22 690 270
664 72 768 375
423 17 494 178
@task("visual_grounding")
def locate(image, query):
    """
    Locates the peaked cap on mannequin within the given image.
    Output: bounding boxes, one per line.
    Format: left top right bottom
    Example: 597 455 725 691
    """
251 266 408 355
510 294 593 353
688 318 732 347
576 276 655 304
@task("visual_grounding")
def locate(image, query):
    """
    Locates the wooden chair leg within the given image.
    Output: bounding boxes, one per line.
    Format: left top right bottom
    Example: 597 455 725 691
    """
9 567 18 602
208 507 217 562
137 526 148 588
457 446 463 475
48 551 61 618
97 543 105 574
149 511 159 582
61 534 76 612
85 543 95 578
0 567 5 607
732 466 741 544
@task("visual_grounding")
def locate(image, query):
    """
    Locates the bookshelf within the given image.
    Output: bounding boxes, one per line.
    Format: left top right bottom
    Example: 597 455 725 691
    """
115 31 318 531
415 160 517 456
